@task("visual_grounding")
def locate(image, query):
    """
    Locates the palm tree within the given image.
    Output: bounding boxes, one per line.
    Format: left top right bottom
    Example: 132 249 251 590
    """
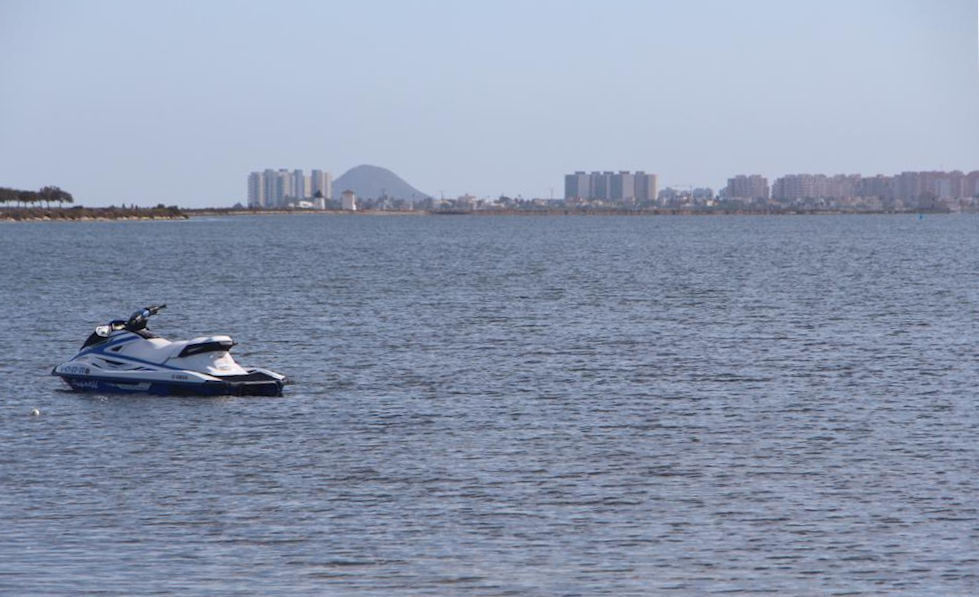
39 186 56 208
40 186 73 207
17 190 38 208
56 188 74 207
0 187 17 207
0 186 70 208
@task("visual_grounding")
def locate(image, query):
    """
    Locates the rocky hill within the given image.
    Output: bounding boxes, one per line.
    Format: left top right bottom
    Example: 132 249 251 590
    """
333 165 430 202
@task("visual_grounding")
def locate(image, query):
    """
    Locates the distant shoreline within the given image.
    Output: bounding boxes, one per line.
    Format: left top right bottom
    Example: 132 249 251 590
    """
0 206 187 222
2 205 962 222
184 208 427 217
187 207 956 218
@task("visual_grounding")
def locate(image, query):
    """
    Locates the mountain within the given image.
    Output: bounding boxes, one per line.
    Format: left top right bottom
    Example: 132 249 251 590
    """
333 164 430 202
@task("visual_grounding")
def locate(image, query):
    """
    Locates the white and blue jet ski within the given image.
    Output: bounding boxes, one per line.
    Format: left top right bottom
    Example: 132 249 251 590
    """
53 305 285 396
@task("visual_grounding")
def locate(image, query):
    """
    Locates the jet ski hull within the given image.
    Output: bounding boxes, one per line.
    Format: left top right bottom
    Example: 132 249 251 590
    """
54 369 285 397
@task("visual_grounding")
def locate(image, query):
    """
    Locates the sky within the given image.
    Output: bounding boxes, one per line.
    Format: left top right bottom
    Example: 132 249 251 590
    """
0 0 977 207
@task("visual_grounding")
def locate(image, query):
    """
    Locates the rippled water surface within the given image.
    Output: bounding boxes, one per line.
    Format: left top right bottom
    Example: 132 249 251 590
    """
2 214 979 596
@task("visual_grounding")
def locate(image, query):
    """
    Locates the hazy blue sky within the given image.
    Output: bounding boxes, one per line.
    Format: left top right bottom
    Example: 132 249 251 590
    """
1 0 977 206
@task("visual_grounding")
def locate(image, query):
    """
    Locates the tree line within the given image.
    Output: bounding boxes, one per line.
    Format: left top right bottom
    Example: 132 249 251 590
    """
0 186 74 208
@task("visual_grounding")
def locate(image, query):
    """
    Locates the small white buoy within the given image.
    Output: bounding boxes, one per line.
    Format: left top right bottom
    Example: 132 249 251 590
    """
31 408 40 416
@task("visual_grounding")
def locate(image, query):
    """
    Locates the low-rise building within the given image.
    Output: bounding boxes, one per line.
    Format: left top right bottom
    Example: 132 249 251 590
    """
341 190 357 211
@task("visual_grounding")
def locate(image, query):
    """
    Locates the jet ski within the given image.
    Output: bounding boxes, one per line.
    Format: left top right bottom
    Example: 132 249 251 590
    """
52 305 286 396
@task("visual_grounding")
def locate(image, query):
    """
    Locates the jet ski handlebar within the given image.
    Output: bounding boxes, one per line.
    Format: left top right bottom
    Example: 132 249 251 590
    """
145 304 167 316
125 304 167 330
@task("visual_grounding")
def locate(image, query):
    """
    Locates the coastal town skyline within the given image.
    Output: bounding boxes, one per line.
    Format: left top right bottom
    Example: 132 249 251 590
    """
237 164 979 215
10 161 978 214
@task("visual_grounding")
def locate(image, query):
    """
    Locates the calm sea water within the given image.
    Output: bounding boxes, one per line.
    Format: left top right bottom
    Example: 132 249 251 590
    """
2 214 978 596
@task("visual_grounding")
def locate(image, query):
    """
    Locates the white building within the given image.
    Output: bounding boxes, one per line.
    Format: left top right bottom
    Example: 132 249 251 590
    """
341 190 357 211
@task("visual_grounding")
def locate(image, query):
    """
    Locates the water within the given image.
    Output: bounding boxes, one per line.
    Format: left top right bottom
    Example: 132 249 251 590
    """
2 214 978 596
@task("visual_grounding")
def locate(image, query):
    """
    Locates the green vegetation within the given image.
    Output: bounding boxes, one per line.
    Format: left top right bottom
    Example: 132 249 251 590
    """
1 205 187 221
0 185 74 208
1 185 188 220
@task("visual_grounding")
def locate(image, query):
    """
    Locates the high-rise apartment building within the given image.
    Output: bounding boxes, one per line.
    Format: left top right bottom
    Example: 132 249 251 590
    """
247 172 265 207
564 171 591 200
247 169 332 208
592 171 612 201
893 170 969 201
610 172 635 202
633 171 658 204
262 169 280 207
564 171 658 203
771 174 860 200
310 170 333 204
768 171 979 206
725 175 769 200
291 170 306 201
966 171 979 198
857 175 893 200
